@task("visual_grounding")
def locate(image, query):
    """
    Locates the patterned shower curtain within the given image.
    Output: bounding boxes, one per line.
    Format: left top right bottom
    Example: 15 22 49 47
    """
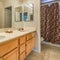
40 5 47 38
53 3 60 44
40 5 49 41
49 3 55 43
41 3 60 44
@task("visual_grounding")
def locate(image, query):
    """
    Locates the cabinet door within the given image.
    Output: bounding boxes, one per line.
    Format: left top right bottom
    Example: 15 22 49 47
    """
0 58 3 60
20 52 25 60
0 38 18 57
3 48 18 60
31 38 35 50
26 40 32 56
20 44 25 54
26 38 35 56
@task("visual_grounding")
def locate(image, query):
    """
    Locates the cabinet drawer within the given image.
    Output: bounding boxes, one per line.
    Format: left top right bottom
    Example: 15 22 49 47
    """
20 36 26 45
20 52 25 60
0 38 18 57
20 44 25 54
27 32 35 40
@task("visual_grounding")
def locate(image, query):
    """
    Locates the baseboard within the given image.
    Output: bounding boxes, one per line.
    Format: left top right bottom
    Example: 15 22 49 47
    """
33 49 41 53
42 41 60 48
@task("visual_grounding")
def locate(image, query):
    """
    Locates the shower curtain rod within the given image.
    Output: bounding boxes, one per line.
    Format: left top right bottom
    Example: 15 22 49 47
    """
41 1 59 6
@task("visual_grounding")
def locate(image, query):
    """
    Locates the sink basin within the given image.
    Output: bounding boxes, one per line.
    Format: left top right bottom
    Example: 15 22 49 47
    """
0 36 5 40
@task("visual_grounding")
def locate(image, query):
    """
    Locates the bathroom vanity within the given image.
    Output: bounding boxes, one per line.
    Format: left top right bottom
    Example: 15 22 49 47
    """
0 29 36 60
0 0 35 59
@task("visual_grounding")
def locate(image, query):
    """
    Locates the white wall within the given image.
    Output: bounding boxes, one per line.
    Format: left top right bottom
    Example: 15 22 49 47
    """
34 0 41 52
3 0 41 53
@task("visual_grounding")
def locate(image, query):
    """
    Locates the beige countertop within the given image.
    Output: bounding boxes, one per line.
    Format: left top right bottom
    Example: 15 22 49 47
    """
0 27 36 43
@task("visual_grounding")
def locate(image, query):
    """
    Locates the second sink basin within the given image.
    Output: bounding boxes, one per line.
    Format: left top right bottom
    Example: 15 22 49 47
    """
0 36 5 40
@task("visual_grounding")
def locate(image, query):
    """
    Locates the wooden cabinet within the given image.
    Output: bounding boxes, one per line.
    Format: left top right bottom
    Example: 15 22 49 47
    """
20 32 35 59
26 40 32 56
0 58 3 60
0 38 18 60
3 48 18 60
20 44 25 54
20 36 26 45
20 52 25 60
26 32 35 56
31 38 35 49
26 32 35 40
0 31 36 60
19 36 26 60
26 38 35 56
0 38 18 57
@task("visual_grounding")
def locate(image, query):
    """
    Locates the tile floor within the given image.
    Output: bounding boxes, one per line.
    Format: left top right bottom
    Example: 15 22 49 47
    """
25 44 60 60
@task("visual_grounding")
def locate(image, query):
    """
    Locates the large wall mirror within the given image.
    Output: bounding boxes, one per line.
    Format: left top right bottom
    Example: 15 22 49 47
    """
15 6 22 22
24 3 34 22
15 0 34 22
